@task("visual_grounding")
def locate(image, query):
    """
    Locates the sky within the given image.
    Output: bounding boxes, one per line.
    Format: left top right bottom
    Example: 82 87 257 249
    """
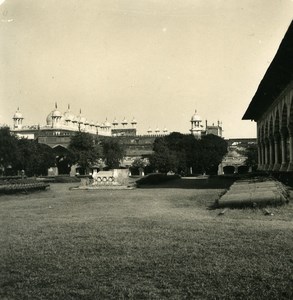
0 0 292 138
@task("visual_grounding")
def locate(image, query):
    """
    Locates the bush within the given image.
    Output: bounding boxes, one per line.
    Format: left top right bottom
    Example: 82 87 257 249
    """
136 173 180 186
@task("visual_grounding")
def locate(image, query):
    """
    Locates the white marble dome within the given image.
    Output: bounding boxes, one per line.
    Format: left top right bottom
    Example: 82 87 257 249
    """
13 108 23 119
191 110 202 122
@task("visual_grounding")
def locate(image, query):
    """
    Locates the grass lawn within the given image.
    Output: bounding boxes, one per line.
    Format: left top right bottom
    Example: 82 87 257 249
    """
0 177 292 299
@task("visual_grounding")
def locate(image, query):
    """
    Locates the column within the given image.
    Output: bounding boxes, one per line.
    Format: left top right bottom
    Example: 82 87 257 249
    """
268 138 274 170
257 144 261 170
264 140 269 170
273 134 281 171
260 142 265 170
280 132 288 171
287 130 293 171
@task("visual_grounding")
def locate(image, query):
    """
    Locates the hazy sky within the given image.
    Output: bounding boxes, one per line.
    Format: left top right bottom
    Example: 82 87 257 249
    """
0 0 292 138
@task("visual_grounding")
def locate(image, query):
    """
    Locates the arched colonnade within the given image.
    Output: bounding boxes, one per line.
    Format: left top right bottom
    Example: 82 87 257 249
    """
258 89 293 172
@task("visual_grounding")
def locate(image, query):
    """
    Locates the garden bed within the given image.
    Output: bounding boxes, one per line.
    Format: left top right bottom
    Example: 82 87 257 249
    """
0 179 50 194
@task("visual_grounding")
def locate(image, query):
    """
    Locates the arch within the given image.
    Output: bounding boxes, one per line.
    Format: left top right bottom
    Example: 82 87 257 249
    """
264 121 269 140
223 166 235 174
288 96 293 132
238 165 249 174
268 116 274 138
53 145 71 175
274 109 280 135
281 103 288 130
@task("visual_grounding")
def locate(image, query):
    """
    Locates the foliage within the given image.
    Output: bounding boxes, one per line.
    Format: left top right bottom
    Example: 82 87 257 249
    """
149 137 179 173
0 127 56 176
131 158 149 169
68 132 101 173
198 134 228 174
149 132 228 174
14 139 56 177
245 144 258 169
101 138 125 169
0 127 18 171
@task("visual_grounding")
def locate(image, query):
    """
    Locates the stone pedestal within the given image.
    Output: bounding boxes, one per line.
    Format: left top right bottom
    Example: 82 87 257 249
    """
273 163 281 172
280 163 288 172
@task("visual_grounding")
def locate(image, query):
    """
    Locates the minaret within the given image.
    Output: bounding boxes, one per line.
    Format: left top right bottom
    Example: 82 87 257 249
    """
121 117 128 128
190 109 203 139
51 103 62 128
13 107 24 129
131 117 137 128
112 118 119 129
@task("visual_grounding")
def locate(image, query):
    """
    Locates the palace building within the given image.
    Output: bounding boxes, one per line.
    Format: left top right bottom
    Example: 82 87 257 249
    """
9 105 223 174
243 20 293 172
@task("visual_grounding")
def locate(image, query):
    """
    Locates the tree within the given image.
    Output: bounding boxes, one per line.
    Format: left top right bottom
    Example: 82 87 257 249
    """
199 134 228 174
130 158 149 175
0 127 18 174
149 137 179 173
68 132 101 174
15 139 56 176
149 133 228 175
245 144 258 171
101 138 125 169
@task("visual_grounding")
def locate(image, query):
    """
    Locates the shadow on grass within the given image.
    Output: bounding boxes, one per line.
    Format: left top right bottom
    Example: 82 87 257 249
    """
137 177 236 190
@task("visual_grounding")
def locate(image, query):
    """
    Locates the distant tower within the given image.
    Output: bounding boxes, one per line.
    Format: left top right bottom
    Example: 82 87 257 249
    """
51 103 62 128
13 107 24 129
147 127 152 135
104 118 111 133
131 117 137 128
112 117 119 129
190 109 203 139
121 117 128 128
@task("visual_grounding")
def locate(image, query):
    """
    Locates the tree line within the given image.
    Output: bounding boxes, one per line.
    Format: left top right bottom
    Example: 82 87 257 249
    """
0 127 125 177
149 132 228 175
0 127 231 177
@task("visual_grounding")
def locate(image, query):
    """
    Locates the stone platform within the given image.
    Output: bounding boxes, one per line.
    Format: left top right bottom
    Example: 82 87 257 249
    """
217 177 289 208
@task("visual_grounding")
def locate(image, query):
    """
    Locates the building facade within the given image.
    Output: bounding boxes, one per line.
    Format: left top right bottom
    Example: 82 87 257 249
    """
10 106 224 173
243 21 293 172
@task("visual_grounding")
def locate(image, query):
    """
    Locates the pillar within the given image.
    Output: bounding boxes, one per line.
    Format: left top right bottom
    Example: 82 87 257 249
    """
287 130 293 171
280 132 288 171
263 140 269 170
268 138 274 170
273 134 281 171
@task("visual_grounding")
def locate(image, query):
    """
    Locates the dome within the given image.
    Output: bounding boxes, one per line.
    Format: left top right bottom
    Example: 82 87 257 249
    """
76 114 86 124
95 122 100 127
64 106 75 121
191 109 202 122
112 118 119 126
131 117 137 124
122 117 128 125
52 109 62 117
104 119 111 127
13 108 23 119
47 104 62 125
46 111 53 125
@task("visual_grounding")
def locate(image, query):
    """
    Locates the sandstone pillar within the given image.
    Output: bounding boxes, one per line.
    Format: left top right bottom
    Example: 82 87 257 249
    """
280 132 288 171
287 130 293 171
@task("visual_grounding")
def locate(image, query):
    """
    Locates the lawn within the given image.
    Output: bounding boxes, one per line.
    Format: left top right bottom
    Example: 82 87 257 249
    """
0 177 292 299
